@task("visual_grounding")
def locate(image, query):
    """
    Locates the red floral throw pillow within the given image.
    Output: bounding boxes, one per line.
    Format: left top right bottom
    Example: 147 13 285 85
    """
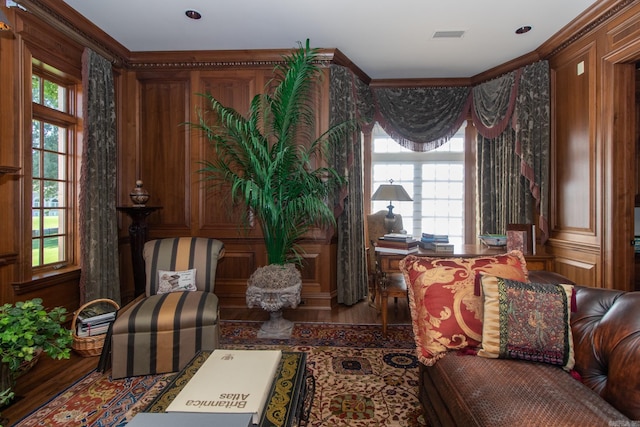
399 251 529 366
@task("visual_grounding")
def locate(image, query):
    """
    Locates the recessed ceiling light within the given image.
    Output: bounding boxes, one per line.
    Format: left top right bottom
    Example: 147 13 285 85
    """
185 10 202 20
515 26 532 35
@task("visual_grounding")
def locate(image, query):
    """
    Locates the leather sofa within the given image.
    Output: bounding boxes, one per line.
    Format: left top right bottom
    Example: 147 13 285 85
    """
418 271 640 426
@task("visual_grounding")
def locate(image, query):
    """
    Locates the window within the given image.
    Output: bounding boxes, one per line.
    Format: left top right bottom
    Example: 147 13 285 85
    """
371 125 465 246
31 67 78 269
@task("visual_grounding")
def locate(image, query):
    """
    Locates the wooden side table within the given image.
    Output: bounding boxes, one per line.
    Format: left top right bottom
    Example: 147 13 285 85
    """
117 206 162 297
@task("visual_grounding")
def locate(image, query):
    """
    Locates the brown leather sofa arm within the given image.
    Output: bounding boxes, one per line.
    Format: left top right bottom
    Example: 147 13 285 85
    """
572 286 640 420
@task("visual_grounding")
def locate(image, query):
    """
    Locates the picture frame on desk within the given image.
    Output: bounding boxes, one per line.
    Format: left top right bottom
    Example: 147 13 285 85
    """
506 224 535 255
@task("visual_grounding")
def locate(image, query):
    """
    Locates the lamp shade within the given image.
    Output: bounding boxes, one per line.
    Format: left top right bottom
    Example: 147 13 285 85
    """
371 184 413 202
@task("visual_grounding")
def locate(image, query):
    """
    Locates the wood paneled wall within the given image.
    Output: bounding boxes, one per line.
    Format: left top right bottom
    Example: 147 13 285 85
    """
546 0 640 290
116 65 337 308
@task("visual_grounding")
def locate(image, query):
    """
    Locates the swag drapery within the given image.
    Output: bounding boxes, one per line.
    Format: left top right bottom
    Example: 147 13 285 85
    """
369 63 550 240
79 49 121 304
474 62 550 241
330 61 550 304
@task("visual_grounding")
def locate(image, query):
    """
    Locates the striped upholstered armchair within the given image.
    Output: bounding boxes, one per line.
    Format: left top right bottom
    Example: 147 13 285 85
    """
111 237 225 379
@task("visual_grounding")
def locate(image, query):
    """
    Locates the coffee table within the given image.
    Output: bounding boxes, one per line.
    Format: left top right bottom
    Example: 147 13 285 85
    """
143 351 312 427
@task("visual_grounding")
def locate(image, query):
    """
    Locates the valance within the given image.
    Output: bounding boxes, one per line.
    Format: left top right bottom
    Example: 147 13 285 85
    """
471 70 521 139
372 86 471 152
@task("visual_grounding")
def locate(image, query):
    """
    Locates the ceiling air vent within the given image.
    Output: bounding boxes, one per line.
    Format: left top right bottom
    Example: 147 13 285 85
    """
432 30 465 39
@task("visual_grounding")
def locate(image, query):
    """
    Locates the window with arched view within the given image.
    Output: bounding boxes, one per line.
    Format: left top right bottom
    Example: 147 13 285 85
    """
371 125 465 246
31 68 77 268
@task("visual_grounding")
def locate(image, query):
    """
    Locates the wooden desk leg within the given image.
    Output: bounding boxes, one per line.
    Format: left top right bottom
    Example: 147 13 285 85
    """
381 288 389 336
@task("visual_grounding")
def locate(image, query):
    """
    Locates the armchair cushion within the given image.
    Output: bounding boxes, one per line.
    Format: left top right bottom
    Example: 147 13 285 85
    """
111 291 219 378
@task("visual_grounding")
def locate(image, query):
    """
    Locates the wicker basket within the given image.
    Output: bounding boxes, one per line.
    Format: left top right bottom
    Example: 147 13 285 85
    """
71 298 119 357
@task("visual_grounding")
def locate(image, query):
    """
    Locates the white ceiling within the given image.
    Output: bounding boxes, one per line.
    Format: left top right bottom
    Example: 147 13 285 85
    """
61 0 598 80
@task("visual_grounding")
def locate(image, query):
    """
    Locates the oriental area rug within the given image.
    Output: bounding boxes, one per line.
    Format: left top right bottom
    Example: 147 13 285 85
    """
14 321 426 427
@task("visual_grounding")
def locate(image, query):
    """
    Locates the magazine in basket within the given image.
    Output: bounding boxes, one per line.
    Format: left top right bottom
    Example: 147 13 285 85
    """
166 349 282 424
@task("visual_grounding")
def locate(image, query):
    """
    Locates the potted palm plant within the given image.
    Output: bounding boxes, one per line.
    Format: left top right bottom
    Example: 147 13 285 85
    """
0 298 72 408
193 40 350 334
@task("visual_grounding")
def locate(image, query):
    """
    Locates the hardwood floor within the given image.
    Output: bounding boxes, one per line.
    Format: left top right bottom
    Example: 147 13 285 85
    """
1 298 411 425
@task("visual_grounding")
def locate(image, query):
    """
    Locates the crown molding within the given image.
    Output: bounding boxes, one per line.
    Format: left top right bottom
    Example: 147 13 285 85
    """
13 0 129 66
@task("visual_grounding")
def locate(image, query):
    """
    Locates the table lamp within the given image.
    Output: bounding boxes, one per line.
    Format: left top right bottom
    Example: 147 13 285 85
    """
371 179 413 233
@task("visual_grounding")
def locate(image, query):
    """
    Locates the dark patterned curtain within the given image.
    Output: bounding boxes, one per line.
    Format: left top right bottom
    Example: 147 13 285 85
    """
477 130 534 234
372 86 471 151
476 61 550 241
330 65 371 305
79 49 120 304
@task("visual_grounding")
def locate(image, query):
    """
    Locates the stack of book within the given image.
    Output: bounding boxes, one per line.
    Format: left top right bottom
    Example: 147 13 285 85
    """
375 233 419 254
76 305 117 337
420 233 454 253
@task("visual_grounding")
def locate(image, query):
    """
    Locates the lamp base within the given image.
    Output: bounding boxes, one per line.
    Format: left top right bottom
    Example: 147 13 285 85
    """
383 215 396 234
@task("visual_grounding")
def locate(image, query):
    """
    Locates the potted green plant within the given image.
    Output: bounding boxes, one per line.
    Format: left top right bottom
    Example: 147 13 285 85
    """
0 298 73 407
193 40 351 334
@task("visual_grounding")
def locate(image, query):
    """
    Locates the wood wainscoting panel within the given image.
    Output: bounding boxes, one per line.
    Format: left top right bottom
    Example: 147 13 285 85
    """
551 42 598 240
11 268 81 317
138 75 191 233
214 244 261 308
547 243 601 288
194 71 265 238
214 241 337 310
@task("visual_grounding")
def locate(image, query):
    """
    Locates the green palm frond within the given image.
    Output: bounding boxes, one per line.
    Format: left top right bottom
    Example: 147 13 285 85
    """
191 39 352 265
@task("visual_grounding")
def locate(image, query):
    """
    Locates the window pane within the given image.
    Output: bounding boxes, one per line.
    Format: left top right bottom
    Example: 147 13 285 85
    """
42 236 62 264
32 181 41 207
43 152 64 179
43 123 63 152
42 210 60 236
373 136 412 153
32 239 41 267
32 150 41 178
32 120 41 148
43 181 65 207
372 164 414 183
43 80 66 111
32 76 41 104
31 209 41 237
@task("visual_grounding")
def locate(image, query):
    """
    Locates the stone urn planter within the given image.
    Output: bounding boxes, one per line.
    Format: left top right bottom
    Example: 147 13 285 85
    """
246 264 302 338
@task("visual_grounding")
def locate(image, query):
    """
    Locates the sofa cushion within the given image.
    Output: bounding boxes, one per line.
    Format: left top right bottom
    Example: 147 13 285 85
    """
420 353 629 426
478 274 575 370
399 251 528 366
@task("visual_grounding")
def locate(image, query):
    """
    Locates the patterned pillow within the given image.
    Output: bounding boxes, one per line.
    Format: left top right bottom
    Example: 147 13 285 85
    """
478 274 575 370
157 269 197 294
399 251 528 366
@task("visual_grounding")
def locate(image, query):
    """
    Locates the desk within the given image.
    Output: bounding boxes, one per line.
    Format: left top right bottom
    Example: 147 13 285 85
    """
144 351 312 427
374 245 554 335
376 245 554 274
